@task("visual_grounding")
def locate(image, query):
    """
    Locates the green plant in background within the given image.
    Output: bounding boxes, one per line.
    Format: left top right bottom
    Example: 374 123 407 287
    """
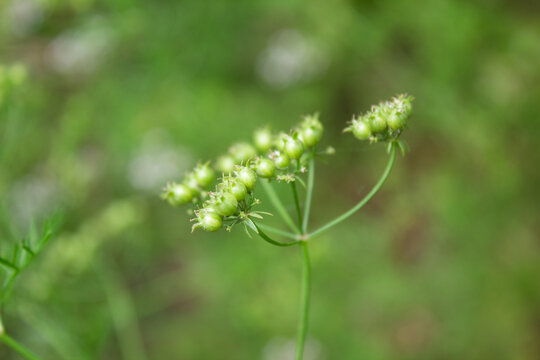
163 94 413 359
0 215 62 360
0 64 27 107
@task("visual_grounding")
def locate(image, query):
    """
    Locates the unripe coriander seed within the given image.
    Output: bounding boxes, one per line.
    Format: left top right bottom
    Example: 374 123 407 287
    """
352 119 372 140
193 210 222 232
273 151 290 169
254 128 273 152
217 155 235 173
369 113 387 133
168 183 193 205
194 163 215 188
256 158 276 178
284 137 304 160
202 203 219 214
226 179 247 201
201 213 222 232
184 174 201 196
236 167 257 191
300 114 323 147
301 125 323 147
275 132 288 152
387 112 406 130
213 192 238 216
230 142 257 163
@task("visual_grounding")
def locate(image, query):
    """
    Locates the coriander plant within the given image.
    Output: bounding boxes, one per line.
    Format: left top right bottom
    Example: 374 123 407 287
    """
162 94 413 360
0 215 62 360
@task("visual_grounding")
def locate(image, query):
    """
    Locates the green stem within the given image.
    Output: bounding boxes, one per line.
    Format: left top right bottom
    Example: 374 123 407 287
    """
15 303 87 360
302 154 315 234
261 180 301 234
100 265 148 360
0 332 42 360
295 242 310 360
308 144 397 238
253 223 302 247
257 224 298 240
290 182 303 230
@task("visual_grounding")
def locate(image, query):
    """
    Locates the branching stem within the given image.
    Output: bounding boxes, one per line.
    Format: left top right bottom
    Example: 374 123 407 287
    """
302 154 315 234
261 180 301 235
257 224 298 240
308 144 397 238
291 182 303 230
253 223 302 247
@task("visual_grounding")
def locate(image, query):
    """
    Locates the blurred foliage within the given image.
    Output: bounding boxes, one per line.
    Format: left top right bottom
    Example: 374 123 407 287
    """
0 214 62 304
0 0 539 359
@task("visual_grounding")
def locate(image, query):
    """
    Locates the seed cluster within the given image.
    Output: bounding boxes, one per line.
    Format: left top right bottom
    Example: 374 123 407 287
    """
344 94 413 142
162 114 325 232
161 162 215 206
163 93 413 233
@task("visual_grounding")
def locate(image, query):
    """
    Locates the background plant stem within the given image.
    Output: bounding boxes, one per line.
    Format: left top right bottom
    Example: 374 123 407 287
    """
100 263 148 360
0 332 42 360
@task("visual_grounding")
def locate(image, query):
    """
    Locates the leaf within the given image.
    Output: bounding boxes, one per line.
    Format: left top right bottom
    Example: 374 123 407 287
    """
244 218 259 234
11 246 20 264
242 223 253 239
38 213 63 251
295 176 307 189
386 141 393 154
397 139 407 156
27 220 38 250
22 245 36 258
0 258 18 272
14 246 31 268
0 213 63 305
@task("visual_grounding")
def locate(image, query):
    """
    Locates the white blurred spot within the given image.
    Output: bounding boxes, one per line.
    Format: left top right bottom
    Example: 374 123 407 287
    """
47 17 115 75
10 174 60 229
256 29 329 89
128 129 194 191
5 0 44 37
262 337 323 360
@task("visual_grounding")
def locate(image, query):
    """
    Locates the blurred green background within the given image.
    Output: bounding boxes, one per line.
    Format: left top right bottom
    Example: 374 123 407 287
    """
1 0 539 359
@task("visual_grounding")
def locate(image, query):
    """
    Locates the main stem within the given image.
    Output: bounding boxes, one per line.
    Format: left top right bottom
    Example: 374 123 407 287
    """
294 152 315 360
295 242 310 360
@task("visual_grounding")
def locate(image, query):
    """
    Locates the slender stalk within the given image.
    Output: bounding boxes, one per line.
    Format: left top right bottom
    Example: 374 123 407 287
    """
261 180 301 234
0 332 42 360
253 223 302 247
257 224 298 240
290 182 303 230
308 144 397 238
16 303 87 360
295 242 310 360
100 266 148 360
302 155 315 234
